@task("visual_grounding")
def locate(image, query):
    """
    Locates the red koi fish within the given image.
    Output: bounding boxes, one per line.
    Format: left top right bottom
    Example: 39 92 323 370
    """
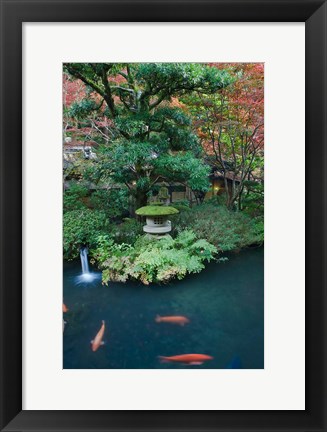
91 320 106 352
159 354 213 365
155 315 190 325
63 303 69 313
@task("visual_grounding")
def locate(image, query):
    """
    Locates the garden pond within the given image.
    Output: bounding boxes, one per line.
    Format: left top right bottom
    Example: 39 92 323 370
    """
63 246 264 369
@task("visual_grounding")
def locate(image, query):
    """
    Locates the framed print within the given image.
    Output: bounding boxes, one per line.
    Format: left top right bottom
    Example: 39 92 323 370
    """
0 0 326 431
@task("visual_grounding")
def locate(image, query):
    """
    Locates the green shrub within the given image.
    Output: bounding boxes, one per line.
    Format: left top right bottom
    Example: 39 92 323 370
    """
63 209 109 259
108 218 144 245
92 230 217 285
68 98 99 120
172 198 190 207
63 182 89 212
173 203 263 252
148 201 164 206
89 188 129 219
171 203 192 213
242 183 264 217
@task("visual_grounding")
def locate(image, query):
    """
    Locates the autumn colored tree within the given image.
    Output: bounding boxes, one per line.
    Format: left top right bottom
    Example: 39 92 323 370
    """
63 63 233 209
184 63 264 210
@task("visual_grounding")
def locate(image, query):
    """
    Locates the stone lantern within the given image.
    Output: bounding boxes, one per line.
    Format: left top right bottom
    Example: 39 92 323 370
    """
135 205 179 235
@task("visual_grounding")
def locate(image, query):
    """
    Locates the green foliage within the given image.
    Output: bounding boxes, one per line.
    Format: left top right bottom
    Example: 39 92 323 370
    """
169 198 191 213
89 188 129 219
64 63 233 211
242 182 264 217
63 182 89 212
170 203 191 213
114 115 148 138
64 183 130 221
99 140 158 185
173 203 264 252
108 218 144 245
136 63 233 96
63 209 109 259
154 152 211 192
68 98 99 120
148 201 164 206
251 217 264 242
93 230 217 285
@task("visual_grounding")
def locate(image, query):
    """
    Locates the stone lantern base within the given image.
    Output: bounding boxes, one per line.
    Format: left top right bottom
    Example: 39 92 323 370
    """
135 205 179 237
143 216 171 234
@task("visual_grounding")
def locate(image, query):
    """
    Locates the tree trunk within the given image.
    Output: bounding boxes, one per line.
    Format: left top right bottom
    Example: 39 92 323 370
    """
226 189 238 211
238 186 244 211
130 190 148 218
134 189 148 211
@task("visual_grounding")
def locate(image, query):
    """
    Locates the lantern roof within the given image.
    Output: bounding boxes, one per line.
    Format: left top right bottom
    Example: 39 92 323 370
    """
135 205 179 216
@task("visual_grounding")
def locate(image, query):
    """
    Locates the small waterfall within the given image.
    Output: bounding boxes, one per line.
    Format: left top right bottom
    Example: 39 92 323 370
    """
75 246 100 284
80 247 90 274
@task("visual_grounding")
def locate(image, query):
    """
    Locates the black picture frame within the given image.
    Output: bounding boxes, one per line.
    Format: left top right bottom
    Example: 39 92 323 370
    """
0 0 326 431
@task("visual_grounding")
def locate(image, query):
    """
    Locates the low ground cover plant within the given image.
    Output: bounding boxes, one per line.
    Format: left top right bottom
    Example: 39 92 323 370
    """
92 230 217 285
171 203 263 252
63 209 110 259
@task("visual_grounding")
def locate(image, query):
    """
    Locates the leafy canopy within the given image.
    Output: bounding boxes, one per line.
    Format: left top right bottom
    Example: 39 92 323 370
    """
64 63 233 207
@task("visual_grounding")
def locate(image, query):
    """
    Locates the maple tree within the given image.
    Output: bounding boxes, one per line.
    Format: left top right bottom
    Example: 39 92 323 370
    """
184 63 264 210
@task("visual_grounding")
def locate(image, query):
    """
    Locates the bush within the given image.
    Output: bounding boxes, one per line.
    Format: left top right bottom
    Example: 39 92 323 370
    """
173 199 190 207
63 209 110 259
172 203 263 252
92 230 217 285
108 218 144 245
63 182 89 212
171 203 192 213
89 188 130 219
242 183 264 217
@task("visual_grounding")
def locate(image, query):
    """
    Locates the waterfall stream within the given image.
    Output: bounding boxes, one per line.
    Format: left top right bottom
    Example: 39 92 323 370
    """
80 247 90 274
76 247 99 283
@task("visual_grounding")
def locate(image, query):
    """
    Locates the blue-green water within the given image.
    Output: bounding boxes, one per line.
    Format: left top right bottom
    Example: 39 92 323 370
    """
63 247 264 369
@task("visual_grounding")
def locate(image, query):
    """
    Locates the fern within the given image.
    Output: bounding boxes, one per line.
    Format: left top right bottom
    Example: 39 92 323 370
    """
94 229 217 285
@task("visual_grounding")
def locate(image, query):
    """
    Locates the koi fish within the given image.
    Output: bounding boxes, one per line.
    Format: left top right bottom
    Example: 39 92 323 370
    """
91 320 106 352
63 303 69 313
63 319 67 333
158 354 213 365
155 315 190 325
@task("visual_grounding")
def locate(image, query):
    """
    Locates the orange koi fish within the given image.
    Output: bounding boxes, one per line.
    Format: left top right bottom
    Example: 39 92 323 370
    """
159 354 213 365
155 315 190 326
91 320 106 352
63 303 69 313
